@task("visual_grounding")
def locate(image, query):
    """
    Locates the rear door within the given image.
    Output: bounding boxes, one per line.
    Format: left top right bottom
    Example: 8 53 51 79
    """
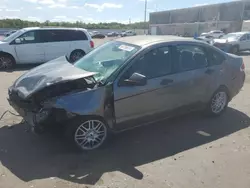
170 43 214 107
41 30 71 61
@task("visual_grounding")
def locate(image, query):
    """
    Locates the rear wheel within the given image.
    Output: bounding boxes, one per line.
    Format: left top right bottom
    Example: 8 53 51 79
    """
70 50 85 63
0 54 15 70
206 88 229 116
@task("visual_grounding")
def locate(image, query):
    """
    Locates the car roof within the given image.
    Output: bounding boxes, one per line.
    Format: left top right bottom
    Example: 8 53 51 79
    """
229 31 249 35
22 27 88 32
115 35 195 47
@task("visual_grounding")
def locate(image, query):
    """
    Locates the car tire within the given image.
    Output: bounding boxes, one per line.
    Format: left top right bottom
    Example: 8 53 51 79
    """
231 46 239 54
65 117 110 151
69 50 86 63
0 54 15 70
206 88 229 116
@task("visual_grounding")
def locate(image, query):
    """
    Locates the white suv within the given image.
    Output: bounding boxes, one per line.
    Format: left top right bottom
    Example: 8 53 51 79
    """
121 30 136 37
0 27 94 69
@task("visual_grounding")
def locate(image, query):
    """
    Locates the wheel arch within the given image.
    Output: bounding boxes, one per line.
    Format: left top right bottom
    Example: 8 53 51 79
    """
0 51 16 63
215 85 231 100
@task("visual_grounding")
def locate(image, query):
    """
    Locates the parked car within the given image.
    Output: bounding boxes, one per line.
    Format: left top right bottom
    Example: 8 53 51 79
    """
8 36 245 151
211 32 250 54
4 30 17 37
0 27 94 70
107 32 119 37
195 36 214 44
91 33 106 39
121 30 136 37
200 30 225 39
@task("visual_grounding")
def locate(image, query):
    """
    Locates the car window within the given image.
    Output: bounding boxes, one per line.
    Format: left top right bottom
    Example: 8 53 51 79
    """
69 30 88 41
40 30 69 42
123 46 172 79
15 30 40 44
208 48 225 66
173 44 208 72
247 34 250 40
240 34 247 41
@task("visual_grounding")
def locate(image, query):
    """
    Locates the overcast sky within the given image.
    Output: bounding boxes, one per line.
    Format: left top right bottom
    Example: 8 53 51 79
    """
0 0 237 23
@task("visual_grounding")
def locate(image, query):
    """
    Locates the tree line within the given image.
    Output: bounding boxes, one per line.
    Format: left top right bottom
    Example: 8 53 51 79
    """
0 19 149 30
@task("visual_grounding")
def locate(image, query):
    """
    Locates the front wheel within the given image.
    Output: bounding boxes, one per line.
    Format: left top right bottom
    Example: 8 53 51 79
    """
66 117 109 151
0 54 15 70
206 88 229 116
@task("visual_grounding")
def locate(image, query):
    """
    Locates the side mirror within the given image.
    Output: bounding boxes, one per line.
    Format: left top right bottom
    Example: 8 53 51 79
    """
122 72 147 86
15 38 21 44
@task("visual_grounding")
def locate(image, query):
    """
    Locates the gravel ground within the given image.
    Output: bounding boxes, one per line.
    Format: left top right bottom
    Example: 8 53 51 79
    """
0 38 250 188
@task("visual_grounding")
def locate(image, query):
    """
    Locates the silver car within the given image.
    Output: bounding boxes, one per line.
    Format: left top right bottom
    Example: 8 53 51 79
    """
8 36 245 151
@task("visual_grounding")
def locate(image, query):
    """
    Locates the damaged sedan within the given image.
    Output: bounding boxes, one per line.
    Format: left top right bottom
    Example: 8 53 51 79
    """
8 36 245 151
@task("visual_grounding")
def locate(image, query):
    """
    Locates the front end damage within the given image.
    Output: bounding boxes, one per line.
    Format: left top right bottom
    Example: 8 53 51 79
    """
8 77 97 133
7 57 115 134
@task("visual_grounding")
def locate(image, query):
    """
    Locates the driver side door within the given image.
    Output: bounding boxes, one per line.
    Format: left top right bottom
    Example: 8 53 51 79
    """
11 30 45 64
113 45 181 130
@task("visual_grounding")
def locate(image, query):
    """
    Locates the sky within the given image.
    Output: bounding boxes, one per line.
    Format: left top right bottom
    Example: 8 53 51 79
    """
0 0 240 23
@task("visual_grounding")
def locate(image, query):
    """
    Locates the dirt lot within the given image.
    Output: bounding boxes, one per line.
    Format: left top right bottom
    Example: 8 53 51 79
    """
0 39 250 188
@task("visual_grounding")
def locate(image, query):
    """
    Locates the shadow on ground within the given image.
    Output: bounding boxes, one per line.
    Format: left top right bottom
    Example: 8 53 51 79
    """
0 108 249 185
0 64 38 73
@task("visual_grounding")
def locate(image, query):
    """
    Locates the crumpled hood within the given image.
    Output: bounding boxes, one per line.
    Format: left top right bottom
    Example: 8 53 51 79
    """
12 56 96 99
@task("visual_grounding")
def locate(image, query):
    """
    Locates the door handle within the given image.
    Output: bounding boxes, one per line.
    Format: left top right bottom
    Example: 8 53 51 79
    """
205 68 215 75
160 79 173 85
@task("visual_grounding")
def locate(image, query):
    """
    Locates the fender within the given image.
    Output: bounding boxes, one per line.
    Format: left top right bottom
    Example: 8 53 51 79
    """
52 83 116 129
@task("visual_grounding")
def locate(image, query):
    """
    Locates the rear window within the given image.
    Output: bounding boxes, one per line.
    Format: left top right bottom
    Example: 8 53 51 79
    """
207 48 225 66
70 30 88 41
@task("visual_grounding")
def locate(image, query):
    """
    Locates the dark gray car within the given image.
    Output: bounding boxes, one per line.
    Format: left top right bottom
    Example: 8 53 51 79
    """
8 36 245 151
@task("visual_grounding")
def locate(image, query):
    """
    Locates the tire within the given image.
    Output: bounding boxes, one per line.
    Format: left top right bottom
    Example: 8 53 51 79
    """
0 54 15 70
206 88 229 116
65 117 110 151
231 46 239 54
69 50 86 63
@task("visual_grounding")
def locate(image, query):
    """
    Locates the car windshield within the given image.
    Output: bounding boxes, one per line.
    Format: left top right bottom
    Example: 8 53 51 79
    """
74 40 141 82
221 33 242 40
2 29 22 42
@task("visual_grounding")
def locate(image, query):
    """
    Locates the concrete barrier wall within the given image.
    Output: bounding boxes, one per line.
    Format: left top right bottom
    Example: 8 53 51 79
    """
150 1 248 24
150 21 242 36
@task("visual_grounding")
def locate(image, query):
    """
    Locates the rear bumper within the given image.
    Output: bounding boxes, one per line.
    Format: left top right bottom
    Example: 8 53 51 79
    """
230 71 245 99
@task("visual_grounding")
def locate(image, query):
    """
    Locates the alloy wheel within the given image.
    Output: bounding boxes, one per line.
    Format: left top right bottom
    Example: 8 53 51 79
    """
0 56 13 70
211 91 227 114
74 120 107 150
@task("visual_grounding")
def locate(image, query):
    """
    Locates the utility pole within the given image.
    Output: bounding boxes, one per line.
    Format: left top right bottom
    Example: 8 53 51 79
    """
144 0 147 34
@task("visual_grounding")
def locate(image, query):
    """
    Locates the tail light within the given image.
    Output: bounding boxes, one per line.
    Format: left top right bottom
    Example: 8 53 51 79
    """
90 40 94 48
240 62 245 72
